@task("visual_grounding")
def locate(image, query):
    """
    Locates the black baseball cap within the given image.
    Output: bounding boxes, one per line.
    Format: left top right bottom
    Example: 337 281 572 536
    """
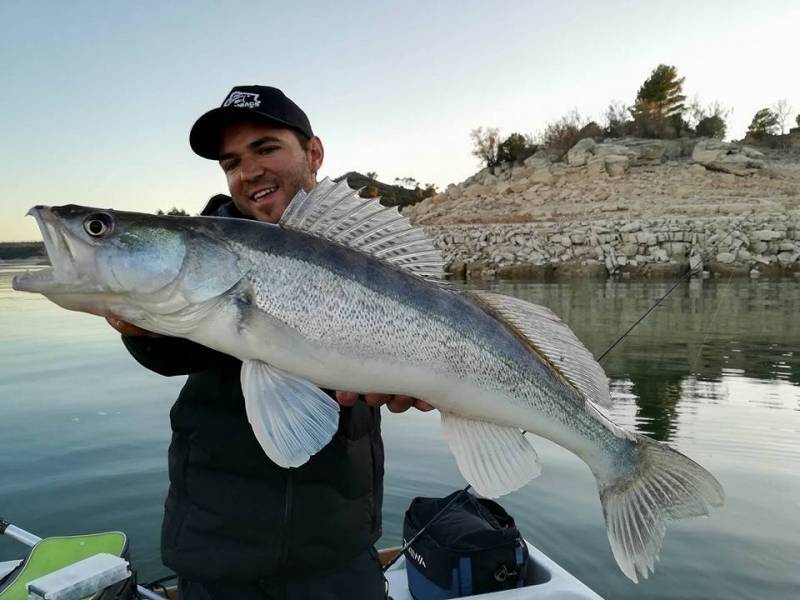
190 85 314 159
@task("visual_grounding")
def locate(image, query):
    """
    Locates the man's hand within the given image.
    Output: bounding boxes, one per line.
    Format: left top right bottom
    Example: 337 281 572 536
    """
106 317 158 338
335 391 434 413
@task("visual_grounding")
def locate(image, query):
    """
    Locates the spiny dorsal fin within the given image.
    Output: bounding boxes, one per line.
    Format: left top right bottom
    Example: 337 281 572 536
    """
468 291 613 410
279 178 447 284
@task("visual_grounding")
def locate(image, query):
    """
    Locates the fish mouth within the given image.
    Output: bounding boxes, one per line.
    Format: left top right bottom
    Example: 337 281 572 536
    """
12 207 76 294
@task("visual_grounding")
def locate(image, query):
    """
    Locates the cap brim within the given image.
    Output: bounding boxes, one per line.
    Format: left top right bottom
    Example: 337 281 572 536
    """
189 106 301 160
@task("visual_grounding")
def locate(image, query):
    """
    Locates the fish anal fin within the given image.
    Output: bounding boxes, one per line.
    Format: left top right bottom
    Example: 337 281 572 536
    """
241 360 339 468
441 412 540 498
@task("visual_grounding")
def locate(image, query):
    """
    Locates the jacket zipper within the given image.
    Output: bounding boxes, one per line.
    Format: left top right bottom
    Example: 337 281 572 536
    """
280 471 294 569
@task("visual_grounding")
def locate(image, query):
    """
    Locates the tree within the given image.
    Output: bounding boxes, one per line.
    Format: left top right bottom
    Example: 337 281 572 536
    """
496 132 537 164
470 127 500 170
365 171 378 181
796 113 800 128
772 99 793 135
631 64 687 138
157 207 189 216
747 108 780 139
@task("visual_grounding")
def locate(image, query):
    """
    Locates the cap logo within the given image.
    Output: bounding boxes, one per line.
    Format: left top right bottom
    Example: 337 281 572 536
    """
223 91 261 109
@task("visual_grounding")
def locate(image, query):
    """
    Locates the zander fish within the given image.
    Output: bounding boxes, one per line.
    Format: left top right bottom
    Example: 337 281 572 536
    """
13 179 723 582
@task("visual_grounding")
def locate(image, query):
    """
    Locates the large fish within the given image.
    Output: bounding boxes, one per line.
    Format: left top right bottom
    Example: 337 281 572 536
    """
13 179 723 582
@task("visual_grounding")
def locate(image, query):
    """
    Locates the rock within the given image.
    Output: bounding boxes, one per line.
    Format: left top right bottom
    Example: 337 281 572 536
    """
651 248 669 262
509 180 529 194
636 232 657 245
750 268 760 278
691 140 765 176
688 163 708 177
445 183 462 199
566 138 596 167
779 242 796 252
511 164 533 179
741 146 765 159
463 183 490 198
777 252 799 265
604 155 630 177
586 157 605 177
528 168 555 185
620 222 641 233
716 252 736 264
616 138 667 162
448 261 466 278
523 149 551 167
752 229 781 242
594 144 637 160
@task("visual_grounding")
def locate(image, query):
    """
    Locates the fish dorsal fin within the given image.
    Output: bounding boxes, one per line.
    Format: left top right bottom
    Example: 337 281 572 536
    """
468 291 612 409
280 177 447 284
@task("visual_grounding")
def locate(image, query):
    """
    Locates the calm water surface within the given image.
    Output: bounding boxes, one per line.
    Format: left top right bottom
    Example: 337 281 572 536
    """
1 265 798 599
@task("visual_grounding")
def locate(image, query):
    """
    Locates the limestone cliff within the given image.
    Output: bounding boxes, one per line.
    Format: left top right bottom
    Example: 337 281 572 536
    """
403 138 800 279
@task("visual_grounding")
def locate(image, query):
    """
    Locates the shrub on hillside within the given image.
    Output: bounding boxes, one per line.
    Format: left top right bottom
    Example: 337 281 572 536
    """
540 109 589 159
604 101 632 138
695 115 726 138
470 127 500 170
496 132 538 164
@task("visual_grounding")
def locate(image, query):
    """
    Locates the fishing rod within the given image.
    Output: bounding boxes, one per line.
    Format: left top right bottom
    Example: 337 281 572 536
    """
384 226 739 573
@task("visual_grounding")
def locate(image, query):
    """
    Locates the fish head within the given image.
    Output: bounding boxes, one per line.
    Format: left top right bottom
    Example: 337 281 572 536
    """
12 205 245 327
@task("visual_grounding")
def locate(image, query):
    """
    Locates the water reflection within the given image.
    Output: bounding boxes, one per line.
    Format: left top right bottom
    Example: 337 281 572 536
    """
483 278 800 443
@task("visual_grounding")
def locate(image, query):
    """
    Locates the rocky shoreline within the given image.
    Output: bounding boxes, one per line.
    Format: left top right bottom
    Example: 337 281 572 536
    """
404 137 800 280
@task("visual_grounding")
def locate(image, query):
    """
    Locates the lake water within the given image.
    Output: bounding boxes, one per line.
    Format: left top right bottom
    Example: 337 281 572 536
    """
1 265 798 599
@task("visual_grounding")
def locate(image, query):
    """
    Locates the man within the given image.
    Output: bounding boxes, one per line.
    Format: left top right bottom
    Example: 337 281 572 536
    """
110 86 431 599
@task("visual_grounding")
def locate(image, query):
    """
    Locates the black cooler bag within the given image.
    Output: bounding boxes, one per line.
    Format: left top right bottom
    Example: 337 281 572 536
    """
403 491 528 599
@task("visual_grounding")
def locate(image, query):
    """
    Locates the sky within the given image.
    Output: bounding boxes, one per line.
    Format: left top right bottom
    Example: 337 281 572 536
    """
1 0 798 241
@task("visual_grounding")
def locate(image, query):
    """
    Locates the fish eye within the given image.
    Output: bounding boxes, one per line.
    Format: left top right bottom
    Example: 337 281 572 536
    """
83 213 114 237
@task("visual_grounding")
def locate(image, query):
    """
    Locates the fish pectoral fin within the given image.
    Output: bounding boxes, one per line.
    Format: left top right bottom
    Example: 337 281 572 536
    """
441 412 541 498
241 360 340 468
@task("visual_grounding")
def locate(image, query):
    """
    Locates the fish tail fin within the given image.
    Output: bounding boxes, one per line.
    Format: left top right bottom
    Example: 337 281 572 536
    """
596 433 724 583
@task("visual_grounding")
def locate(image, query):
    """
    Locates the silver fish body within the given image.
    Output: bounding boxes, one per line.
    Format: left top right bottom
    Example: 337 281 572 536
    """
13 182 724 582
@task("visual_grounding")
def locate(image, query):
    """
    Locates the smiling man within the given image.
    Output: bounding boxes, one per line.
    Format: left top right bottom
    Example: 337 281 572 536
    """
112 86 430 599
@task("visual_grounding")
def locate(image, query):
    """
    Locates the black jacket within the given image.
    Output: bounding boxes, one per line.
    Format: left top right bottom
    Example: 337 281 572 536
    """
122 196 383 583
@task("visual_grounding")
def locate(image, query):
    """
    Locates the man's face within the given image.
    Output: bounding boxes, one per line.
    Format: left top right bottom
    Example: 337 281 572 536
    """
218 120 324 223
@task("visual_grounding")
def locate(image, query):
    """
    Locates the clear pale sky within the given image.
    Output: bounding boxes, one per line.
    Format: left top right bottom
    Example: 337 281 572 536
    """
1 1 798 241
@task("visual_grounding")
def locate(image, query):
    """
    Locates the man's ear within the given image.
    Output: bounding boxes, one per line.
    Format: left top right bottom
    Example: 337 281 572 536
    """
307 136 324 174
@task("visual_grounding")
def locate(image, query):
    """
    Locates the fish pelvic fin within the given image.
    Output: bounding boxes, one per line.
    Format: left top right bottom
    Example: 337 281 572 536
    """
597 433 724 583
467 291 612 408
241 360 340 468
441 412 541 498
279 178 448 285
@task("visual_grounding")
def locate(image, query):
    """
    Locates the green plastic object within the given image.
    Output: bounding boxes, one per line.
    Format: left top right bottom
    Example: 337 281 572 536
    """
0 532 127 600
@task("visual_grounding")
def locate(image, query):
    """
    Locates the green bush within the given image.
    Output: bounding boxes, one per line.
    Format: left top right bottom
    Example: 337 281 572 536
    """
496 132 537 164
747 108 780 139
695 115 726 138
